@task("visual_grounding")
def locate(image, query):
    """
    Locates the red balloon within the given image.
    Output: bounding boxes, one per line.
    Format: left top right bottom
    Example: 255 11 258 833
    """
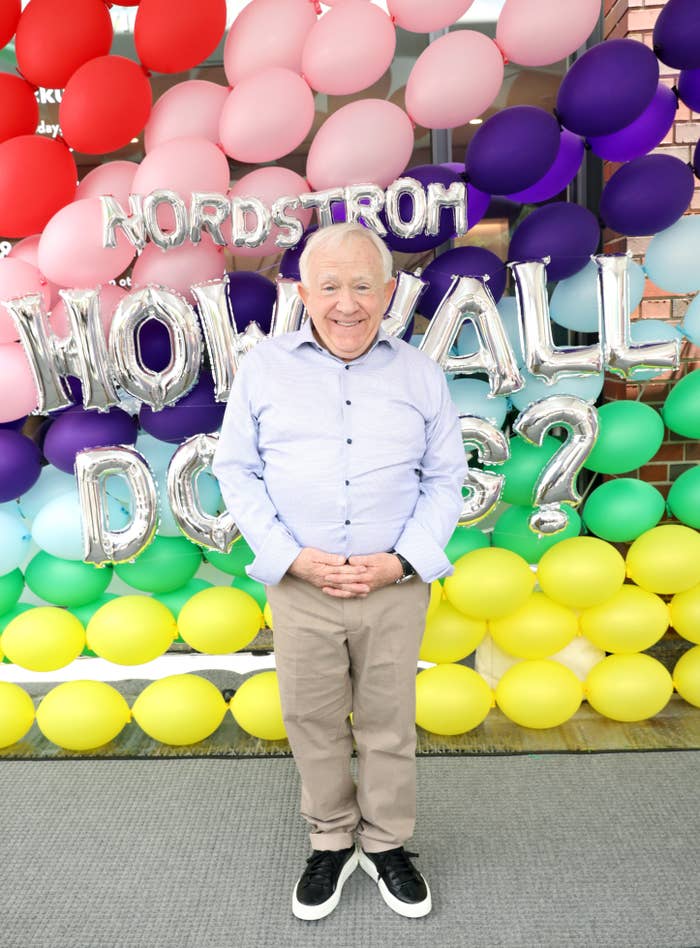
0 136 77 238
0 75 39 144
15 0 112 89
135 0 226 74
0 0 21 48
60 55 152 155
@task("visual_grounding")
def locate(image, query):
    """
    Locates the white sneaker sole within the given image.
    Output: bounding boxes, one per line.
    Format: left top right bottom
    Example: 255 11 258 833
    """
292 849 359 921
358 848 432 918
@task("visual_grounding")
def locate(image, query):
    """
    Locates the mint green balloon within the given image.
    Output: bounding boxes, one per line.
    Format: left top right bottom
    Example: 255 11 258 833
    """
583 479 665 541
203 538 254 576
445 526 489 562
115 536 201 593
0 569 23 615
156 579 212 619
25 551 112 607
667 466 700 528
663 370 700 439
485 435 561 506
0 602 33 637
492 505 581 563
584 401 664 474
231 574 266 609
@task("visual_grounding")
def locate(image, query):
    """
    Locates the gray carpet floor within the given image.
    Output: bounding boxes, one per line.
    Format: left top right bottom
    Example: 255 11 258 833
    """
1 753 699 948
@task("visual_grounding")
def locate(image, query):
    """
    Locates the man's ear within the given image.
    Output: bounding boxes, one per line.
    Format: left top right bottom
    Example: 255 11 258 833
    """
297 282 309 307
384 277 397 310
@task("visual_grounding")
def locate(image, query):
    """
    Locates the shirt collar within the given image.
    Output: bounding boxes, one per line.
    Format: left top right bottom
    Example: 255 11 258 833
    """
276 316 399 359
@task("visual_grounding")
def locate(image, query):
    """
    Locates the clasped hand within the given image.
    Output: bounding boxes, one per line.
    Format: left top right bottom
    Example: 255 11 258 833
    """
288 547 403 597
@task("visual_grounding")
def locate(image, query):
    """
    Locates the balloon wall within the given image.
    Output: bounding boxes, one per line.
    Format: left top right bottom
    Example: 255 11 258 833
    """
1 0 700 750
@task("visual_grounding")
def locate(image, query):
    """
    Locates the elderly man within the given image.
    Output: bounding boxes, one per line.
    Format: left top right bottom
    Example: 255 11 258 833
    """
212 223 466 921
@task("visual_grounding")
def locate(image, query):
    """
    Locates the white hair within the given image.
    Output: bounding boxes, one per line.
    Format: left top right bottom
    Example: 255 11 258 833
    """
298 222 394 286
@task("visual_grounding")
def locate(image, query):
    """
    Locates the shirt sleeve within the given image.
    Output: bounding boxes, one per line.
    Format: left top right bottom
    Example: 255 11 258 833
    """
393 365 466 583
211 353 302 586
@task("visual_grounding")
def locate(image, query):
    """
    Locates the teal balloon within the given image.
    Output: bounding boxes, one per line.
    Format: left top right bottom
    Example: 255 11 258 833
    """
115 535 201 593
584 401 664 474
680 293 700 345
663 370 700 438
156 579 212 619
17 466 75 520
629 319 683 381
0 508 31 576
445 526 490 562
231 574 267 608
204 538 255 576
134 431 177 472
667 466 700 528
25 551 112 607
0 568 23 614
492 505 581 563
485 435 561 506
509 369 604 412
583 478 665 541
447 377 508 427
645 216 700 294
457 295 524 365
155 470 223 537
550 259 645 333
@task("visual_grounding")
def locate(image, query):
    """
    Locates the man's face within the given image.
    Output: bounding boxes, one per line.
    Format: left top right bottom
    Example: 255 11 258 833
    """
298 237 396 362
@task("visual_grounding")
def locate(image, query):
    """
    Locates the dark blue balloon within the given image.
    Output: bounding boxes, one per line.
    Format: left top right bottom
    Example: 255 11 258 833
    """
226 271 277 333
279 227 317 280
0 416 27 431
508 203 600 282
587 83 677 162
384 164 463 254
139 319 171 372
692 139 700 179
505 130 584 204
0 430 41 501
600 155 694 237
43 406 138 474
465 106 560 195
419 247 506 318
678 67 700 112
654 0 700 69
139 371 224 444
556 39 659 137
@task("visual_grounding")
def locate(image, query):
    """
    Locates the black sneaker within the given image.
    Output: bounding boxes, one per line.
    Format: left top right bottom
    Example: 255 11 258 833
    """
292 845 358 920
359 846 432 918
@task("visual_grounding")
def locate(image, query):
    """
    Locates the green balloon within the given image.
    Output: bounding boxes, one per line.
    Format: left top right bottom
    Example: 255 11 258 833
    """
231 574 267 609
25 551 112 607
485 435 561 506
663 370 700 438
583 478 665 541
492 504 581 563
584 401 664 475
0 569 23 615
444 526 489 562
156 579 212 620
69 593 120 653
668 466 700 528
203 538 254 576
0 602 33 637
115 535 202 593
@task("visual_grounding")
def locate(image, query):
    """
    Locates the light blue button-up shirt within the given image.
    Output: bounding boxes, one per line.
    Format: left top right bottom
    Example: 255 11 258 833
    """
212 318 467 586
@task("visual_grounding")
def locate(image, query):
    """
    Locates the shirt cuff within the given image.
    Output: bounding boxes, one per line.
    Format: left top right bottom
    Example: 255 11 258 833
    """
393 520 455 584
245 528 302 586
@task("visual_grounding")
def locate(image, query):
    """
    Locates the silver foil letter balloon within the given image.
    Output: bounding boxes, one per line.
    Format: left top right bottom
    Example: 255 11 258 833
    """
459 416 510 525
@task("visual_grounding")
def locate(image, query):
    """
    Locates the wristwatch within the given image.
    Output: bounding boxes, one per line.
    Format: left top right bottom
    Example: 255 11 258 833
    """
390 550 416 584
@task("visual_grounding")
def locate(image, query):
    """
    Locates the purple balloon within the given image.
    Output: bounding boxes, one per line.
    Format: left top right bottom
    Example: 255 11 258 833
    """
226 271 277 333
0 430 41 501
678 68 700 112
138 319 172 372
508 203 600 282
384 164 464 253
694 139 700 178
505 130 584 204
556 39 659 137
279 227 317 280
419 247 506 318
588 84 677 162
43 406 138 474
654 0 700 69
465 106 560 195
600 154 694 237
139 370 225 443
0 416 27 431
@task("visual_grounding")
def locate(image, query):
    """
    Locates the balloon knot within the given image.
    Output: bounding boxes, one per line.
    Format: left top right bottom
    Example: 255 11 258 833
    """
552 107 563 130
311 0 321 13
583 139 592 151
16 67 38 93
222 688 236 702
141 65 152 78
492 39 508 65
54 133 68 147
671 84 680 105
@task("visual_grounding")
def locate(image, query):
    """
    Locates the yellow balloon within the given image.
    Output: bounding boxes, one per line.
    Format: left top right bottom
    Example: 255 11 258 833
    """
178 587 262 653
669 585 700 644
537 536 625 609
585 654 673 722
426 580 443 621
2 606 85 671
415 664 494 736
580 584 669 653
36 681 131 751
443 548 535 620
496 659 583 728
263 601 273 629
673 646 700 708
420 600 486 664
490 592 578 660
87 596 176 665
230 670 286 741
0 682 35 748
626 524 700 594
132 674 227 745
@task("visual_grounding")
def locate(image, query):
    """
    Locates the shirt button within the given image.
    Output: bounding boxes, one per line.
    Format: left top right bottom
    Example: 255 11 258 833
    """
346 438 352 444
345 480 349 485
346 400 351 405
345 365 350 370
345 519 351 525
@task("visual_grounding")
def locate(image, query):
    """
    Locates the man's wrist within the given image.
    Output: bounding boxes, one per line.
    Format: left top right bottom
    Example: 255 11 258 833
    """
389 550 416 583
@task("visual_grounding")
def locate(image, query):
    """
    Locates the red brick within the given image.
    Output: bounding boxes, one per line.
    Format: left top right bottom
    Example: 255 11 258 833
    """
640 299 672 318
684 443 700 461
639 463 669 481
654 443 685 461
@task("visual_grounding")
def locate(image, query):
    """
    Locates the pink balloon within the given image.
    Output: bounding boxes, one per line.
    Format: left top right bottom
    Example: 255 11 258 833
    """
406 31 504 129
132 136 230 201
76 160 139 206
144 80 229 153
229 167 312 258
0 342 39 422
219 68 314 163
387 0 475 32
224 0 317 85
38 198 136 288
0 258 52 343
48 282 126 337
302 1 396 95
497 0 601 68
307 99 414 191
8 234 61 308
131 238 225 301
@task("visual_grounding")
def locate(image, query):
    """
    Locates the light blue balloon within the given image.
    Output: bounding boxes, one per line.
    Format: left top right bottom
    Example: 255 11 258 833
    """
509 370 605 412
645 216 700 294
408 333 423 348
0 509 31 576
456 296 523 366
628 318 683 381
447 377 508 427
31 489 130 560
18 466 75 521
155 470 223 537
680 293 700 345
135 432 177 474
550 259 646 333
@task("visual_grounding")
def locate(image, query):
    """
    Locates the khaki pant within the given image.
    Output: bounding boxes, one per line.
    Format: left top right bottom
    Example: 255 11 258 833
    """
265 573 430 854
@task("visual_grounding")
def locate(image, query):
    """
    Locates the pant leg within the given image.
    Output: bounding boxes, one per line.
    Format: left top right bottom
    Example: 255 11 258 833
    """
266 574 361 851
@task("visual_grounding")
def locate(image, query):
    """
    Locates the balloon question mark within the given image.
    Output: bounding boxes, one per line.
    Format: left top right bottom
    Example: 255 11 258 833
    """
513 395 599 535
459 415 510 525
